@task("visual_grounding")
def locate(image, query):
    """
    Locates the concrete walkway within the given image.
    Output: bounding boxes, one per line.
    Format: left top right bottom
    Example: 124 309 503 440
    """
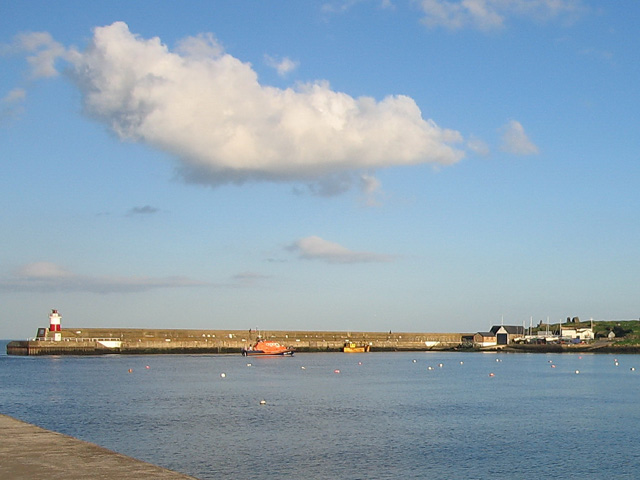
0 414 199 480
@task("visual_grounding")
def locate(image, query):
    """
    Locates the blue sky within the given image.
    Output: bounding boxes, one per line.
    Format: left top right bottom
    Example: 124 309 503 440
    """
1 1 638 339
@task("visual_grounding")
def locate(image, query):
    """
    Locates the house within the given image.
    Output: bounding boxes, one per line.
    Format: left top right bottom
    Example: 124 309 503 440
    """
490 325 525 345
473 332 497 347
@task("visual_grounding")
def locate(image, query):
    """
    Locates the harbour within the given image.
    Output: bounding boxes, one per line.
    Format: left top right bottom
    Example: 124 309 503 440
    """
1 349 639 479
3 5 638 479
7 310 640 356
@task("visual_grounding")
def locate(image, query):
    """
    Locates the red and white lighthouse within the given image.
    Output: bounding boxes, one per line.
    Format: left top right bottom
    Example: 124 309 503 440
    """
49 309 62 341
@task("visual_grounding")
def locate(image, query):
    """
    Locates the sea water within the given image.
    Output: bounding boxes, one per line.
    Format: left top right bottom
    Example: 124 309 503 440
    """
1 343 639 479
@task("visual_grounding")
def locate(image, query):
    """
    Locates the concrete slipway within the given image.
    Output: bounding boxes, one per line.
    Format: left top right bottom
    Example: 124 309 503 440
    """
0 414 198 480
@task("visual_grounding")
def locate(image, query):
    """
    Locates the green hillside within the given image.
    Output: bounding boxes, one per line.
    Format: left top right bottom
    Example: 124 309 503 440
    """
535 319 640 345
593 320 640 345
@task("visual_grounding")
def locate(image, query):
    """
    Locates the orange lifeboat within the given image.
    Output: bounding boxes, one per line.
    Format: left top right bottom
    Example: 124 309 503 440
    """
242 339 294 356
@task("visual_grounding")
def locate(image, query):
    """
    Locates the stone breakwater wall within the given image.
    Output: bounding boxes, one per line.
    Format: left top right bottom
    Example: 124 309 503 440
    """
7 328 466 355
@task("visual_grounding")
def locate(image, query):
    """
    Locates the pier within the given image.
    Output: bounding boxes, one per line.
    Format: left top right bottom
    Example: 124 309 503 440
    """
0 414 198 479
6 327 466 355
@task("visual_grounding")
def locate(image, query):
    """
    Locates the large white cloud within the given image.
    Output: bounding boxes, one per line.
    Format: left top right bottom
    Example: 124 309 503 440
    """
24 22 464 188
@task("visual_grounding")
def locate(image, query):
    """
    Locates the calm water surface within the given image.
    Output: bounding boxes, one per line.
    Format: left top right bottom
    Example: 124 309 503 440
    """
1 343 639 479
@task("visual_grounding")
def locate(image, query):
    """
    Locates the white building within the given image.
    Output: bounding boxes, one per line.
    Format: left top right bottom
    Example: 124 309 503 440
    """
560 326 594 340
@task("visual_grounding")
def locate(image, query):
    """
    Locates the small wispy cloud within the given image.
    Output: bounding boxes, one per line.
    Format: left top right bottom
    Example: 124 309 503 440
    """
286 236 396 264
466 135 490 157
229 272 272 287
3 88 26 104
1 88 27 122
499 120 539 155
580 47 614 64
304 173 354 197
0 262 207 294
4 31 70 78
17 262 74 279
322 0 394 14
359 173 383 207
322 0 364 14
264 54 299 77
294 172 385 205
418 0 586 31
126 205 160 216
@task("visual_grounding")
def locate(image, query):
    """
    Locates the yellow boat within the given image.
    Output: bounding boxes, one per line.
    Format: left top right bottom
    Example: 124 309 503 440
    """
343 342 371 353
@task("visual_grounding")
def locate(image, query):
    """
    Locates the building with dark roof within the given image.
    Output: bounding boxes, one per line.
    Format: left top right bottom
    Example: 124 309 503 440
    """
490 325 525 345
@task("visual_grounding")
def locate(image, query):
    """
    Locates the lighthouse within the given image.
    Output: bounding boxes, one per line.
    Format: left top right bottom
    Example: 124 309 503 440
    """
49 309 62 341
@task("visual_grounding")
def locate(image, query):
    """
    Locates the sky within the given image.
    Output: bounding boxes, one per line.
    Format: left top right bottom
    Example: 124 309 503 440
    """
1 1 639 339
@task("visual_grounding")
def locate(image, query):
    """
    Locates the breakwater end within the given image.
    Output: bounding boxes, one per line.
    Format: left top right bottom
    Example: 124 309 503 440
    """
0 414 198 479
7 328 466 355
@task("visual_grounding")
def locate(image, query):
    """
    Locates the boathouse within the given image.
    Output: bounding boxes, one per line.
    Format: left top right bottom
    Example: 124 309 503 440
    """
473 332 497 347
490 325 525 345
